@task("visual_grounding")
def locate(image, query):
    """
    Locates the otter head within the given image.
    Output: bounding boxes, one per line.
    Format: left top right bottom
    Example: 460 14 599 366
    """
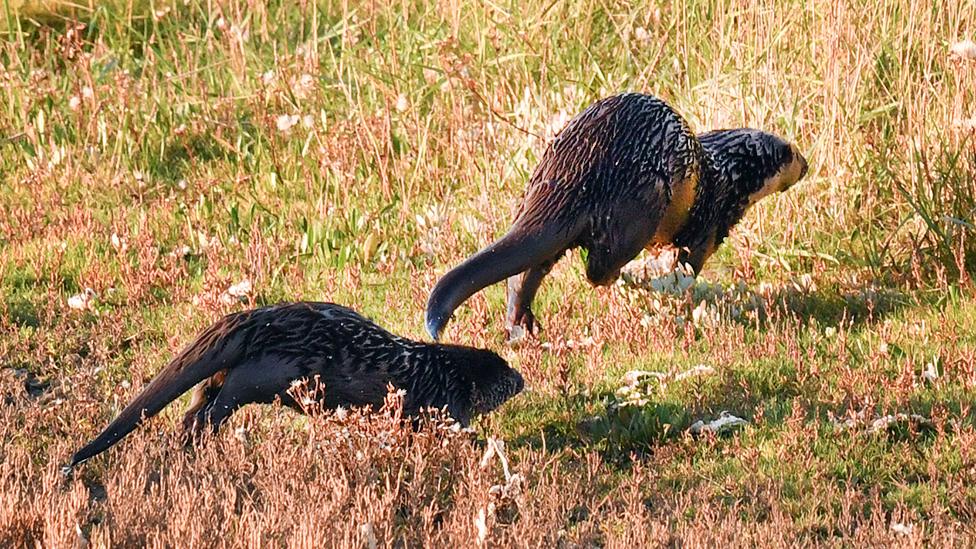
441 346 524 422
674 129 808 274
699 128 808 208
466 349 524 416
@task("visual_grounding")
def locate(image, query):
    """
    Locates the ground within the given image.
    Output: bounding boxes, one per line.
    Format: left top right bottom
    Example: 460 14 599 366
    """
1 0 976 546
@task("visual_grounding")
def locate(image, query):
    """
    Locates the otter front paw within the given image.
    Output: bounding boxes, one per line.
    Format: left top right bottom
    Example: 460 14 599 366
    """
506 309 542 343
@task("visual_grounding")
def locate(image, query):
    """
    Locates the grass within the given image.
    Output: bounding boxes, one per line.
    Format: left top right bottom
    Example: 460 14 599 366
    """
1 0 975 545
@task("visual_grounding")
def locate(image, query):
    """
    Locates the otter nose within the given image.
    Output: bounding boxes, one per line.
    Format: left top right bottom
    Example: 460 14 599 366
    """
798 152 809 180
511 370 525 395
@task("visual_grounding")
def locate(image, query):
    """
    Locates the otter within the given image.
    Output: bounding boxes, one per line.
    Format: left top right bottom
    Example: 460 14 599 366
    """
425 92 808 340
70 302 524 466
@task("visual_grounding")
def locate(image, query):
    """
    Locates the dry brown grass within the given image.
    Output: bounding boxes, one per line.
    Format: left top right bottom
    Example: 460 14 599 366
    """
4 379 975 548
2 0 976 546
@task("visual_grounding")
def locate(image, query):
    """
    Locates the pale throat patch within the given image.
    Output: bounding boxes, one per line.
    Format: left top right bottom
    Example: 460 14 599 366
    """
746 154 805 207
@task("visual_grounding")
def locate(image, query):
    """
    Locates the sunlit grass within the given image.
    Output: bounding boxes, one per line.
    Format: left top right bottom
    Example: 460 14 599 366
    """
1 0 975 545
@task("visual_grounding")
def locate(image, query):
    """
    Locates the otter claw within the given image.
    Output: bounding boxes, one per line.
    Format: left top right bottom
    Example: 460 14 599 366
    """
506 311 542 343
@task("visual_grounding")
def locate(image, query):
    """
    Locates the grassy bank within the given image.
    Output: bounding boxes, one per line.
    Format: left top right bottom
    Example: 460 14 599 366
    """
1 0 975 545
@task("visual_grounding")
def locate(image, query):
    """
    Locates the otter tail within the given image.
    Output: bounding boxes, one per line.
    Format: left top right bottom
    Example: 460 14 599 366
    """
425 221 579 340
70 312 250 466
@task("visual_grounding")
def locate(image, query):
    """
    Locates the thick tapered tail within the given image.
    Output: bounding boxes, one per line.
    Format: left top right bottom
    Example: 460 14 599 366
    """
425 224 578 340
70 314 248 466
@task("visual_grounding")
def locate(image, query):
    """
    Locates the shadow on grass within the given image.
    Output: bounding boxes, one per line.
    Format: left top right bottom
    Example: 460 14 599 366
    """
148 132 224 185
502 365 964 470
502 389 698 465
763 283 913 329
3 296 40 328
630 272 920 335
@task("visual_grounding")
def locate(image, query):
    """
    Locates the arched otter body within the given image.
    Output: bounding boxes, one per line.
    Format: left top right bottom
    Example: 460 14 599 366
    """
70 302 524 466
425 93 808 340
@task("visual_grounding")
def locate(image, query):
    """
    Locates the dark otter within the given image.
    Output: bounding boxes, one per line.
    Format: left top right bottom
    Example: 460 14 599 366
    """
70 302 524 466
425 92 808 340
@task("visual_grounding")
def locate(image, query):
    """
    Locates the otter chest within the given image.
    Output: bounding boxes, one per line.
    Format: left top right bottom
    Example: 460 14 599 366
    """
650 170 698 245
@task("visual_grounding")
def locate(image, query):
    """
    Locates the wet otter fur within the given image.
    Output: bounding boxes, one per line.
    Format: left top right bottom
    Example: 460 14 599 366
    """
426 92 808 340
70 302 524 466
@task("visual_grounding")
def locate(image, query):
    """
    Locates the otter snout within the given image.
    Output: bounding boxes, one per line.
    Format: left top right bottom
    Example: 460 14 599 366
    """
474 367 525 415
786 144 809 190
796 150 809 181
510 369 525 396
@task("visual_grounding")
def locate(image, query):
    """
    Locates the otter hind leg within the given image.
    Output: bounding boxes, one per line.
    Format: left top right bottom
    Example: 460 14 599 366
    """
190 357 306 440
182 370 227 441
186 378 250 441
585 207 662 286
506 257 559 336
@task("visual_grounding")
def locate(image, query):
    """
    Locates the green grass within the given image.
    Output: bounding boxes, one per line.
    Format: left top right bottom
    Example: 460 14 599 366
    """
1 0 976 545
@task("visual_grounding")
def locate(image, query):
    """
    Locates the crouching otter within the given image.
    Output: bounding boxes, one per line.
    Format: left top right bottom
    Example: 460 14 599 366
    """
426 92 808 340
70 302 524 466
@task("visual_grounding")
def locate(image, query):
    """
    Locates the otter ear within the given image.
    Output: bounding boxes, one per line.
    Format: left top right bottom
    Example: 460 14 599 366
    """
452 348 497 378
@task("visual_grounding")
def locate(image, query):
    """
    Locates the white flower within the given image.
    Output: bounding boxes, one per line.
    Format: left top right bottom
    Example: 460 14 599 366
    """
954 117 976 130
68 96 81 111
891 522 914 535
923 358 940 383
225 279 252 297
67 288 96 311
690 411 749 435
293 73 315 98
395 93 409 113
81 86 94 100
275 114 300 133
634 26 651 43
950 39 976 60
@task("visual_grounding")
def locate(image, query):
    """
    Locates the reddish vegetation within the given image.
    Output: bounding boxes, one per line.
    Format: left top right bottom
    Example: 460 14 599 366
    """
1 380 973 547
3 0 976 545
